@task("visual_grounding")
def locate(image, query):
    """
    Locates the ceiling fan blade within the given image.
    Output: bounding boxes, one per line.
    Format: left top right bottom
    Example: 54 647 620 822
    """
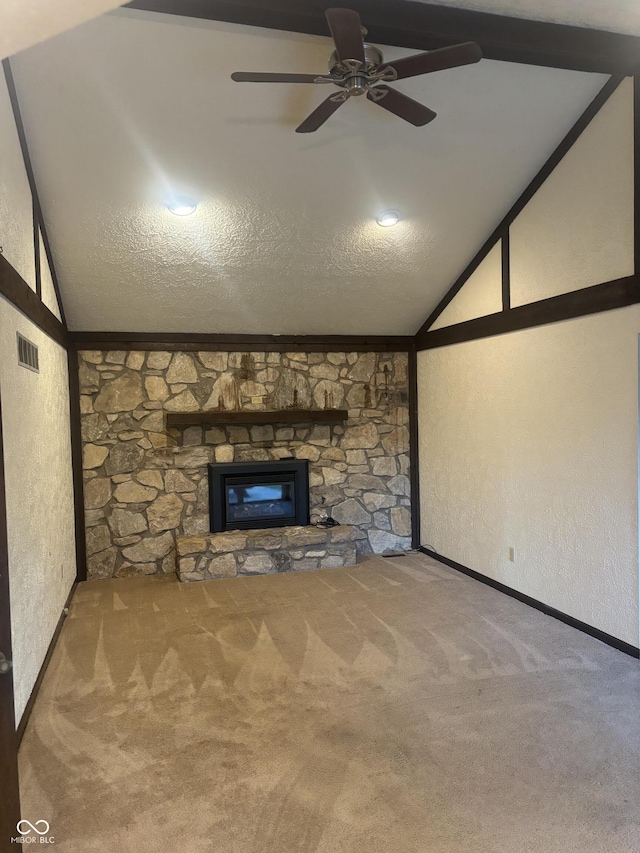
296 95 346 133
325 8 365 64
367 87 436 127
231 72 323 83
384 42 482 81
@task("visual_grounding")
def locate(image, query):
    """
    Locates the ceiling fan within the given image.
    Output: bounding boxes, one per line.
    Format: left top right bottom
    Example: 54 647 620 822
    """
231 7 482 133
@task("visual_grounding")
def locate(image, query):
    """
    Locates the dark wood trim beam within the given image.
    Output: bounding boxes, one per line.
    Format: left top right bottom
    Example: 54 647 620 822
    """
416 74 625 337
407 345 420 549
0 390 21 842
125 0 640 74
420 548 640 658
0 253 69 349
67 348 87 583
2 59 67 326
37 224 66 326
634 75 640 277
71 333 413 353
501 227 510 311
416 275 640 350
33 199 41 300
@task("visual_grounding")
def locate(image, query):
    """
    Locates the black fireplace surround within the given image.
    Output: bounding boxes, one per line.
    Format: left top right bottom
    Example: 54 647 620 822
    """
208 460 310 533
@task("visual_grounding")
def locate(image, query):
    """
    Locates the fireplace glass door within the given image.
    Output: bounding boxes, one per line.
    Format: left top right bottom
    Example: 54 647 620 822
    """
225 475 295 526
208 460 309 532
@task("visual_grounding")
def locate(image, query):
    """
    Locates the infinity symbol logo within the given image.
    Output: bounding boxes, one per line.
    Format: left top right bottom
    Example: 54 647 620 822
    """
17 820 50 836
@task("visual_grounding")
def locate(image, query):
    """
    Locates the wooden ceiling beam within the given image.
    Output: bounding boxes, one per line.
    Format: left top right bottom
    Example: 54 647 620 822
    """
125 0 640 74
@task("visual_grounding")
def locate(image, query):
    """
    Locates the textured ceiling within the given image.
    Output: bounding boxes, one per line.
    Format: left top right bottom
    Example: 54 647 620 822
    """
12 9 607 334
419 0 640 35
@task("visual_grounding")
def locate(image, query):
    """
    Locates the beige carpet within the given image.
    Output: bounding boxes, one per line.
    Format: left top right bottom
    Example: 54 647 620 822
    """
18 553 640 852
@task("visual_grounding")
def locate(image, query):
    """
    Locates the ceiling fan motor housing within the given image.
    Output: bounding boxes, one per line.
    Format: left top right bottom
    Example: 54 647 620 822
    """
329 44 385 95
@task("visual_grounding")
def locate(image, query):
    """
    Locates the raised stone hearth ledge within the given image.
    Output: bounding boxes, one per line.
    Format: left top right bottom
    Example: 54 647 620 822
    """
177 524 357 581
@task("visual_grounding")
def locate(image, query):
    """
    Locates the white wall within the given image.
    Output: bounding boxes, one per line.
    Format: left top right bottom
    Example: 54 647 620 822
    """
418 308 639 645
511 79 634 305
0 300 76 720
417 77 638 647
0 69 75 722
0 70 35 290
431 241 503 330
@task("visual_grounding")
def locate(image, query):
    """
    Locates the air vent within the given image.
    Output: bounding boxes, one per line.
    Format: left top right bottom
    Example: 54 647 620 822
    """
17 333 39 373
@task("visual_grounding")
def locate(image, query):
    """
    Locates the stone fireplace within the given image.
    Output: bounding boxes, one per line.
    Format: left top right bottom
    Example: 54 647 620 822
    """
79 348 411 579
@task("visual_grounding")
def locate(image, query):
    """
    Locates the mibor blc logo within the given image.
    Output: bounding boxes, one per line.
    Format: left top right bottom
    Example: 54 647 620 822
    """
11 820 55 844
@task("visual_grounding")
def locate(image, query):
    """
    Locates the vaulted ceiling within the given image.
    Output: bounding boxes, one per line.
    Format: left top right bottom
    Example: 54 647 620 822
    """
10 6 613 334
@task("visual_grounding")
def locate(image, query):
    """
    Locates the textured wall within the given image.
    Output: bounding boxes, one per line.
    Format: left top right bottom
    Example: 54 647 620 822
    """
0 71 35 289
511 78 634 306
79 350 411 578
431 241 503 330
429 79 633 333
0 63 75 724
417 75 638 646
418 307 640 646
0 297 76 721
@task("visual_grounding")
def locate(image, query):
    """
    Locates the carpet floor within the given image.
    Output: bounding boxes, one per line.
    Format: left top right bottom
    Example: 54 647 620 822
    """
18 553 640 852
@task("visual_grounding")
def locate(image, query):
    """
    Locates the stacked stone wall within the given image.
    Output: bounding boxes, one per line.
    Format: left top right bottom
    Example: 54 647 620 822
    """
79 349 411 578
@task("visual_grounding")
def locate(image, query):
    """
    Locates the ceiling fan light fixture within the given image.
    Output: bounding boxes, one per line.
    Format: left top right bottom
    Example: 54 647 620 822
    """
166 196 197 216
376 209 400 227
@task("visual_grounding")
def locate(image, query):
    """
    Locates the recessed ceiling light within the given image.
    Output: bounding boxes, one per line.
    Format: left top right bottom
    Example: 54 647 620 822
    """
166 196 197 216
376 210 400 227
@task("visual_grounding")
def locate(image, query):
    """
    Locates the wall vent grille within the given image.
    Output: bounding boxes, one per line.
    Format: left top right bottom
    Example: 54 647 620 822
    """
17 333 39 373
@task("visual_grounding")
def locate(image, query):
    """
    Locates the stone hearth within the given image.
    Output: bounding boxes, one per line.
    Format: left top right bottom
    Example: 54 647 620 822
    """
177 524 357 582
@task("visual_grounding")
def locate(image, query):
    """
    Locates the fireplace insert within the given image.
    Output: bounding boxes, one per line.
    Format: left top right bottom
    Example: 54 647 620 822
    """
208 460 309 532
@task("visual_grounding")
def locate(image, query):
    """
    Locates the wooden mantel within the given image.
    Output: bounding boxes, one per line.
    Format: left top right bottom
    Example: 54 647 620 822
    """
165 409 349 427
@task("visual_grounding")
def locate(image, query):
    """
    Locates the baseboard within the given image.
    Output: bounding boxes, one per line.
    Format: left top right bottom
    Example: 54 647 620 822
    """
419 547 640 659
16 581 77 745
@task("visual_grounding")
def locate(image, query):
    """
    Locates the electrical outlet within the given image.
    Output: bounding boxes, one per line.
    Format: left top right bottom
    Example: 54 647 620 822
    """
509 547 516 562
